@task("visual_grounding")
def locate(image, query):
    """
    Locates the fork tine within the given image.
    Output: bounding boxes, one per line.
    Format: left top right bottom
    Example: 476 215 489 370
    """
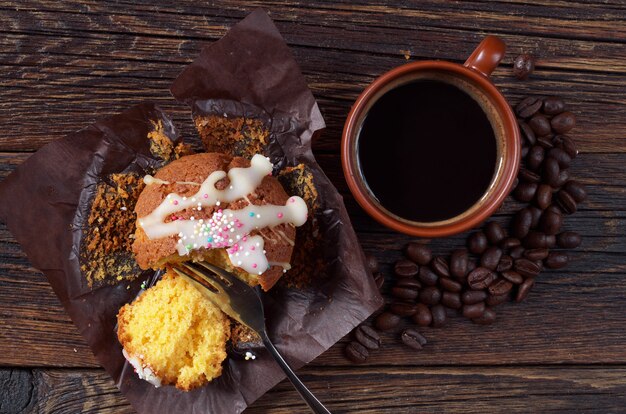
172 264 241 322
172 265 222 297
193 261 241 285
181 262 229 290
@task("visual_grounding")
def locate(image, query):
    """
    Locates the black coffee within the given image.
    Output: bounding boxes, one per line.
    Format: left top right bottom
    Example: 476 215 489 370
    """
358 80 497 222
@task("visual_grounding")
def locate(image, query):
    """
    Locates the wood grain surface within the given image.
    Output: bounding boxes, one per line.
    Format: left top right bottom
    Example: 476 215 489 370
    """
1 1 625 413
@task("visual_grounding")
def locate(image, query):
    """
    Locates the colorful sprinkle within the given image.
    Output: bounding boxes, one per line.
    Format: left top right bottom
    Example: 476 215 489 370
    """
277 212 283 219
252 263 257 269
203 193 208 198
173 200 179 205
249 212 255 217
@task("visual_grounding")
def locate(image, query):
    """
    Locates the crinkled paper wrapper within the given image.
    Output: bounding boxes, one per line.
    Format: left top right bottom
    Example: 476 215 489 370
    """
0 9 383 414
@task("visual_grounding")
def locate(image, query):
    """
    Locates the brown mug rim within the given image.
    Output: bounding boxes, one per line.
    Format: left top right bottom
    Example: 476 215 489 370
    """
341 60 521 237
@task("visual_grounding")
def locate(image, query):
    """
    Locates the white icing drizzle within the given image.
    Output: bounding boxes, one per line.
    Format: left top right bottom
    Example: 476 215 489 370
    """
269 261 292 273
122 349 162 387
144 175 202 187
138 154 308 275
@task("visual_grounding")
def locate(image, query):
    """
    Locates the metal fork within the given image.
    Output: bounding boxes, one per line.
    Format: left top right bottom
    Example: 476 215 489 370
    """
172 261 331 414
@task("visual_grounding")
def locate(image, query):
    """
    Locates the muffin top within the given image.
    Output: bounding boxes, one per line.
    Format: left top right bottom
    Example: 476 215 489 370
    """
132 152 307 290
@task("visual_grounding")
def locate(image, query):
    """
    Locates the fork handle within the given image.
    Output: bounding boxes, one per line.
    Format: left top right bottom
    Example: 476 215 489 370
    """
260 330 331 414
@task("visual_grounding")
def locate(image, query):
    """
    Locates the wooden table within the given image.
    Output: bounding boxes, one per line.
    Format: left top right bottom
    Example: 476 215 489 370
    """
1 1 625 412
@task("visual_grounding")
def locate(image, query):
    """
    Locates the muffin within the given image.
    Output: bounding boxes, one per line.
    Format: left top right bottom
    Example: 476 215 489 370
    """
132 152 307 291
119 152 308 390
117 269 230 390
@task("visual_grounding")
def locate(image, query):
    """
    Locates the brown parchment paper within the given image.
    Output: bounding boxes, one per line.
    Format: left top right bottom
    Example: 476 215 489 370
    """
0 9 383 414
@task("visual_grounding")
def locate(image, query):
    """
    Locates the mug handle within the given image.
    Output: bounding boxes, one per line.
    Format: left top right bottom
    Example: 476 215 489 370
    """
464 36 506 78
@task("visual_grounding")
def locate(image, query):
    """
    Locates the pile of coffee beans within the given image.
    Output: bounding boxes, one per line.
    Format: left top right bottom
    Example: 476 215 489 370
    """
344 96 586 363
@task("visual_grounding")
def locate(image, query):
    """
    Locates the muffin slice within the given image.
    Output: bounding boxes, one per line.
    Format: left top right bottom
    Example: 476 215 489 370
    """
117 269 230 390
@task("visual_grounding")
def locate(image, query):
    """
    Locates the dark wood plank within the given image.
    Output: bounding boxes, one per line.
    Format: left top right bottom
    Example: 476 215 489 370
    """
3 366 626 414
0 2 625 153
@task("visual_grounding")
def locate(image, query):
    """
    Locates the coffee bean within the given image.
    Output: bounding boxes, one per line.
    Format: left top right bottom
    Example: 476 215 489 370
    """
546 204 562 214
401 328 427 349
535 184 553 210
394 259 419 278
553 170 570 188
354 325 381 350
463 302 486 319
390 301 419 317
519 168 541 183
551 111 576 134
373 272 385 290
514 258 541 278
527 145 545 171
512 208 533 239
557 231 582 248
543 157 560 187
519 121 537 145
524 248 549 261
488 278 514 296
546 234 556 248
542 97 566 115
462 289 488 304
395 277 421 289
514 182 538 202
545 252 569 269
528 206 544 228
412 303 432 327
556 190 577 214
466 260 477 273
375 312 401 331
501 270 524 285
405 243 432 265
441 291 462 309
547 148 572 169
481 246 503 270
521 146 529 158
553 135 578 158
391 282 419 300
468 267 497 290
501 237 521 249
517 96 543 118
468 231 488 254
496 255 513 272
431 256 450 278
486 293 510 306
563 181 587 202
537 135 555 149
528 114 551 136
365 254 379 273
523 231 548 249
540 209 562 235
509 246 525 259
439 277 462 293
419 286 442 305
513 55 535 80
485 221 506 245
431 304 447 328
417 266 439 286
516 278 535 302
345 341 369 363
450 249 469 279
472 307 497 325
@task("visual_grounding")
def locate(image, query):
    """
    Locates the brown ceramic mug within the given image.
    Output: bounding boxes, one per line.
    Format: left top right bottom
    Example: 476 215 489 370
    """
342 36 521 238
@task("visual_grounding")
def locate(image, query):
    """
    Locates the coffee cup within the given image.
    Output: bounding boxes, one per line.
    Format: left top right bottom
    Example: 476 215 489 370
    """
341 36 520 237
